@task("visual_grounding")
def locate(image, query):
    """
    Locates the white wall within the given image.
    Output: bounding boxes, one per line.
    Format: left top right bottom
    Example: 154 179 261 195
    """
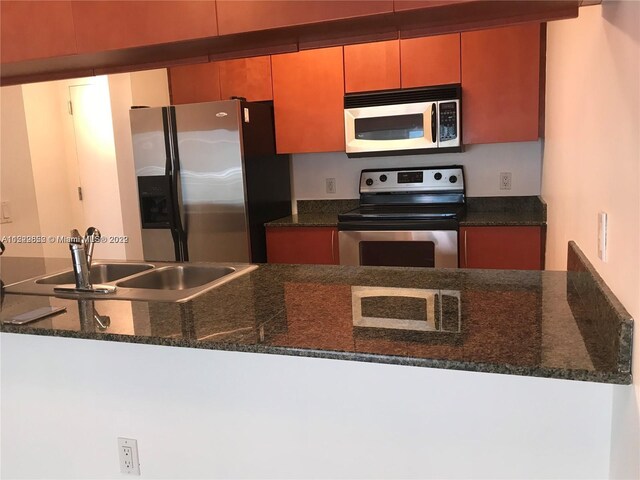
21 81 80 258
543 3 640 478
129 69 170 107
107 74 144 260
107 69 170 261
291 141 542 200
0 86 44 258
1 332 616 479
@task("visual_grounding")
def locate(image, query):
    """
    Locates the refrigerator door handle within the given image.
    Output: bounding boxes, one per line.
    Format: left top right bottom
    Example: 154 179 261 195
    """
167 107 189 262
161 107 173 176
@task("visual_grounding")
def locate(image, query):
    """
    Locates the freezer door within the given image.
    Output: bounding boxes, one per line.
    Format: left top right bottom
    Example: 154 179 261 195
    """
129 107 170 177
173 101 250 263
130 107 179 261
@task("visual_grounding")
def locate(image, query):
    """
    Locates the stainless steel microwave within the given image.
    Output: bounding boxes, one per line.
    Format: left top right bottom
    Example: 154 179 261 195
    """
344 85 462 157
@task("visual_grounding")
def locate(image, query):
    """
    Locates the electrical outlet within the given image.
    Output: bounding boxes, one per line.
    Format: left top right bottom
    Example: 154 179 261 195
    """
118 437 140 475
500 172 512 190
326 178 336 194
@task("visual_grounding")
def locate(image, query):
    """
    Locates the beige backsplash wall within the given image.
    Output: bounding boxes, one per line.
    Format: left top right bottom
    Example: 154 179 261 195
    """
290 141 542 202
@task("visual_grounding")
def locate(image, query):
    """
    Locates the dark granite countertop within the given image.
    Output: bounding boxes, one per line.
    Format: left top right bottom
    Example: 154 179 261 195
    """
0 243 632 385
266 213 342 227
266 197 547 228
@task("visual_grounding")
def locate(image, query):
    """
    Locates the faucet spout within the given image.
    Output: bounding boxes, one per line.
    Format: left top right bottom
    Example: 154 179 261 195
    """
69 229 91 289
84 227 101 268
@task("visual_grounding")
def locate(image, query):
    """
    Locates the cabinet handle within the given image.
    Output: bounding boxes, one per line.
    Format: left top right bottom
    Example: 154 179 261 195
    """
331 229 336 264
464 230 468 268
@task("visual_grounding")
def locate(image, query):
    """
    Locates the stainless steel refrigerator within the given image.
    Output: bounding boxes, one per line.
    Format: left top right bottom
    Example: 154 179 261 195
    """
129 100 291 263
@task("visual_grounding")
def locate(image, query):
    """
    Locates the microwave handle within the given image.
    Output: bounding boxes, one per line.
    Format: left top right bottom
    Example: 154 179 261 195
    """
431 103 437 143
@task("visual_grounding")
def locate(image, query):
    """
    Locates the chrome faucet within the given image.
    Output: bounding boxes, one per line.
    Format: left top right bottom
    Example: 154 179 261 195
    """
55 227 114 295
68 227 101 290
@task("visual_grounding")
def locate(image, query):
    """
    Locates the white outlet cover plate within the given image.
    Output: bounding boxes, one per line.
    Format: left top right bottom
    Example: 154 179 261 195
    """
118 437 140 475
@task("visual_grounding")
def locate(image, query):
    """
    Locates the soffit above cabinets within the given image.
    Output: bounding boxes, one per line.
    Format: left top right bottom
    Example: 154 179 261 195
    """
0 0 587 86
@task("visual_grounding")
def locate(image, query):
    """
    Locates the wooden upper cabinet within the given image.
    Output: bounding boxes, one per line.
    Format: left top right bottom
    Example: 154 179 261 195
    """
1 1 77 63
461 23 541 144
169 62 221 105
344 40 400 93
393 0 478 11
271 47 345 153
400 33 460 87
218 56 273 101
217 0 393 35
71 1 218 54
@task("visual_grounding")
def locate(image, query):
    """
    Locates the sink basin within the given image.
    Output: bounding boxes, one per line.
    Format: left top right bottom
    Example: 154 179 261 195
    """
4 261 258 303
117 265 235 290
36 263 153 285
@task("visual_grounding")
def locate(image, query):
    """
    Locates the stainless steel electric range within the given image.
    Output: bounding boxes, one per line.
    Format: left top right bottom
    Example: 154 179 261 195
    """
338 166 465 268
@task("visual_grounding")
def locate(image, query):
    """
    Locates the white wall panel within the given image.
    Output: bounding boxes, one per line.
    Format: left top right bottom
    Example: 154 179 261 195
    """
1 333 613 479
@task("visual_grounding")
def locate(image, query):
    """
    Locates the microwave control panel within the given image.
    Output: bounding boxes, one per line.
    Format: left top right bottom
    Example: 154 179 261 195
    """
439 101 458 142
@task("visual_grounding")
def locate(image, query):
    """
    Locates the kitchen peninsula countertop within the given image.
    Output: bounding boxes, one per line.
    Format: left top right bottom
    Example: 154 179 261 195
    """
0 243 632 385
266 196 547 228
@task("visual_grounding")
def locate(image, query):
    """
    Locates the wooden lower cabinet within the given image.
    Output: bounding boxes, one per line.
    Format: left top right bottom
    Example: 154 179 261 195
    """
266 227 339 265
460 226 545 270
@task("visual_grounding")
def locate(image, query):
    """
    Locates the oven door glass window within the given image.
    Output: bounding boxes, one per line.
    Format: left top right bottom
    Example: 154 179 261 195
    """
354 114 424 141
359 241 435 268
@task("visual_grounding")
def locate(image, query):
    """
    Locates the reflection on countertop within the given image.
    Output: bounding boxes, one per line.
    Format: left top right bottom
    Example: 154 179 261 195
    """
0 244 632 385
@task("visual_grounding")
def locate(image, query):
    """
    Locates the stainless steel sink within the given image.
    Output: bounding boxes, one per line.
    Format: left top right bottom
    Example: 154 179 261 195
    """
36 263 153 285
4 261 258 303
117 265 235 290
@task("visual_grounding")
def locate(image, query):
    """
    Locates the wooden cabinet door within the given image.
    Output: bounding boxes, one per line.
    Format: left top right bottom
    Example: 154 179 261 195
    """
71 1 218 54
460 226 544 270
266 227 340 265
344 40 400 93
218 56 273 101
461 24 542 144
394 0 478 11
271 47 345 153
1 1 77 63
169 62 221 105
216 0 393 35
400 33 460 87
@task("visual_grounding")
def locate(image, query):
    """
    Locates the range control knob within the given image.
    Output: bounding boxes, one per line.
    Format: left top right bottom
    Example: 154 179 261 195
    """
365 178 374 186
449 175 458 183
434 172 442 180
379 174 388 182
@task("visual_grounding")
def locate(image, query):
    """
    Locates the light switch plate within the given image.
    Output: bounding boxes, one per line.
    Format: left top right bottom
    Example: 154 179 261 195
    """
598 211 607 261
1 201 12 224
